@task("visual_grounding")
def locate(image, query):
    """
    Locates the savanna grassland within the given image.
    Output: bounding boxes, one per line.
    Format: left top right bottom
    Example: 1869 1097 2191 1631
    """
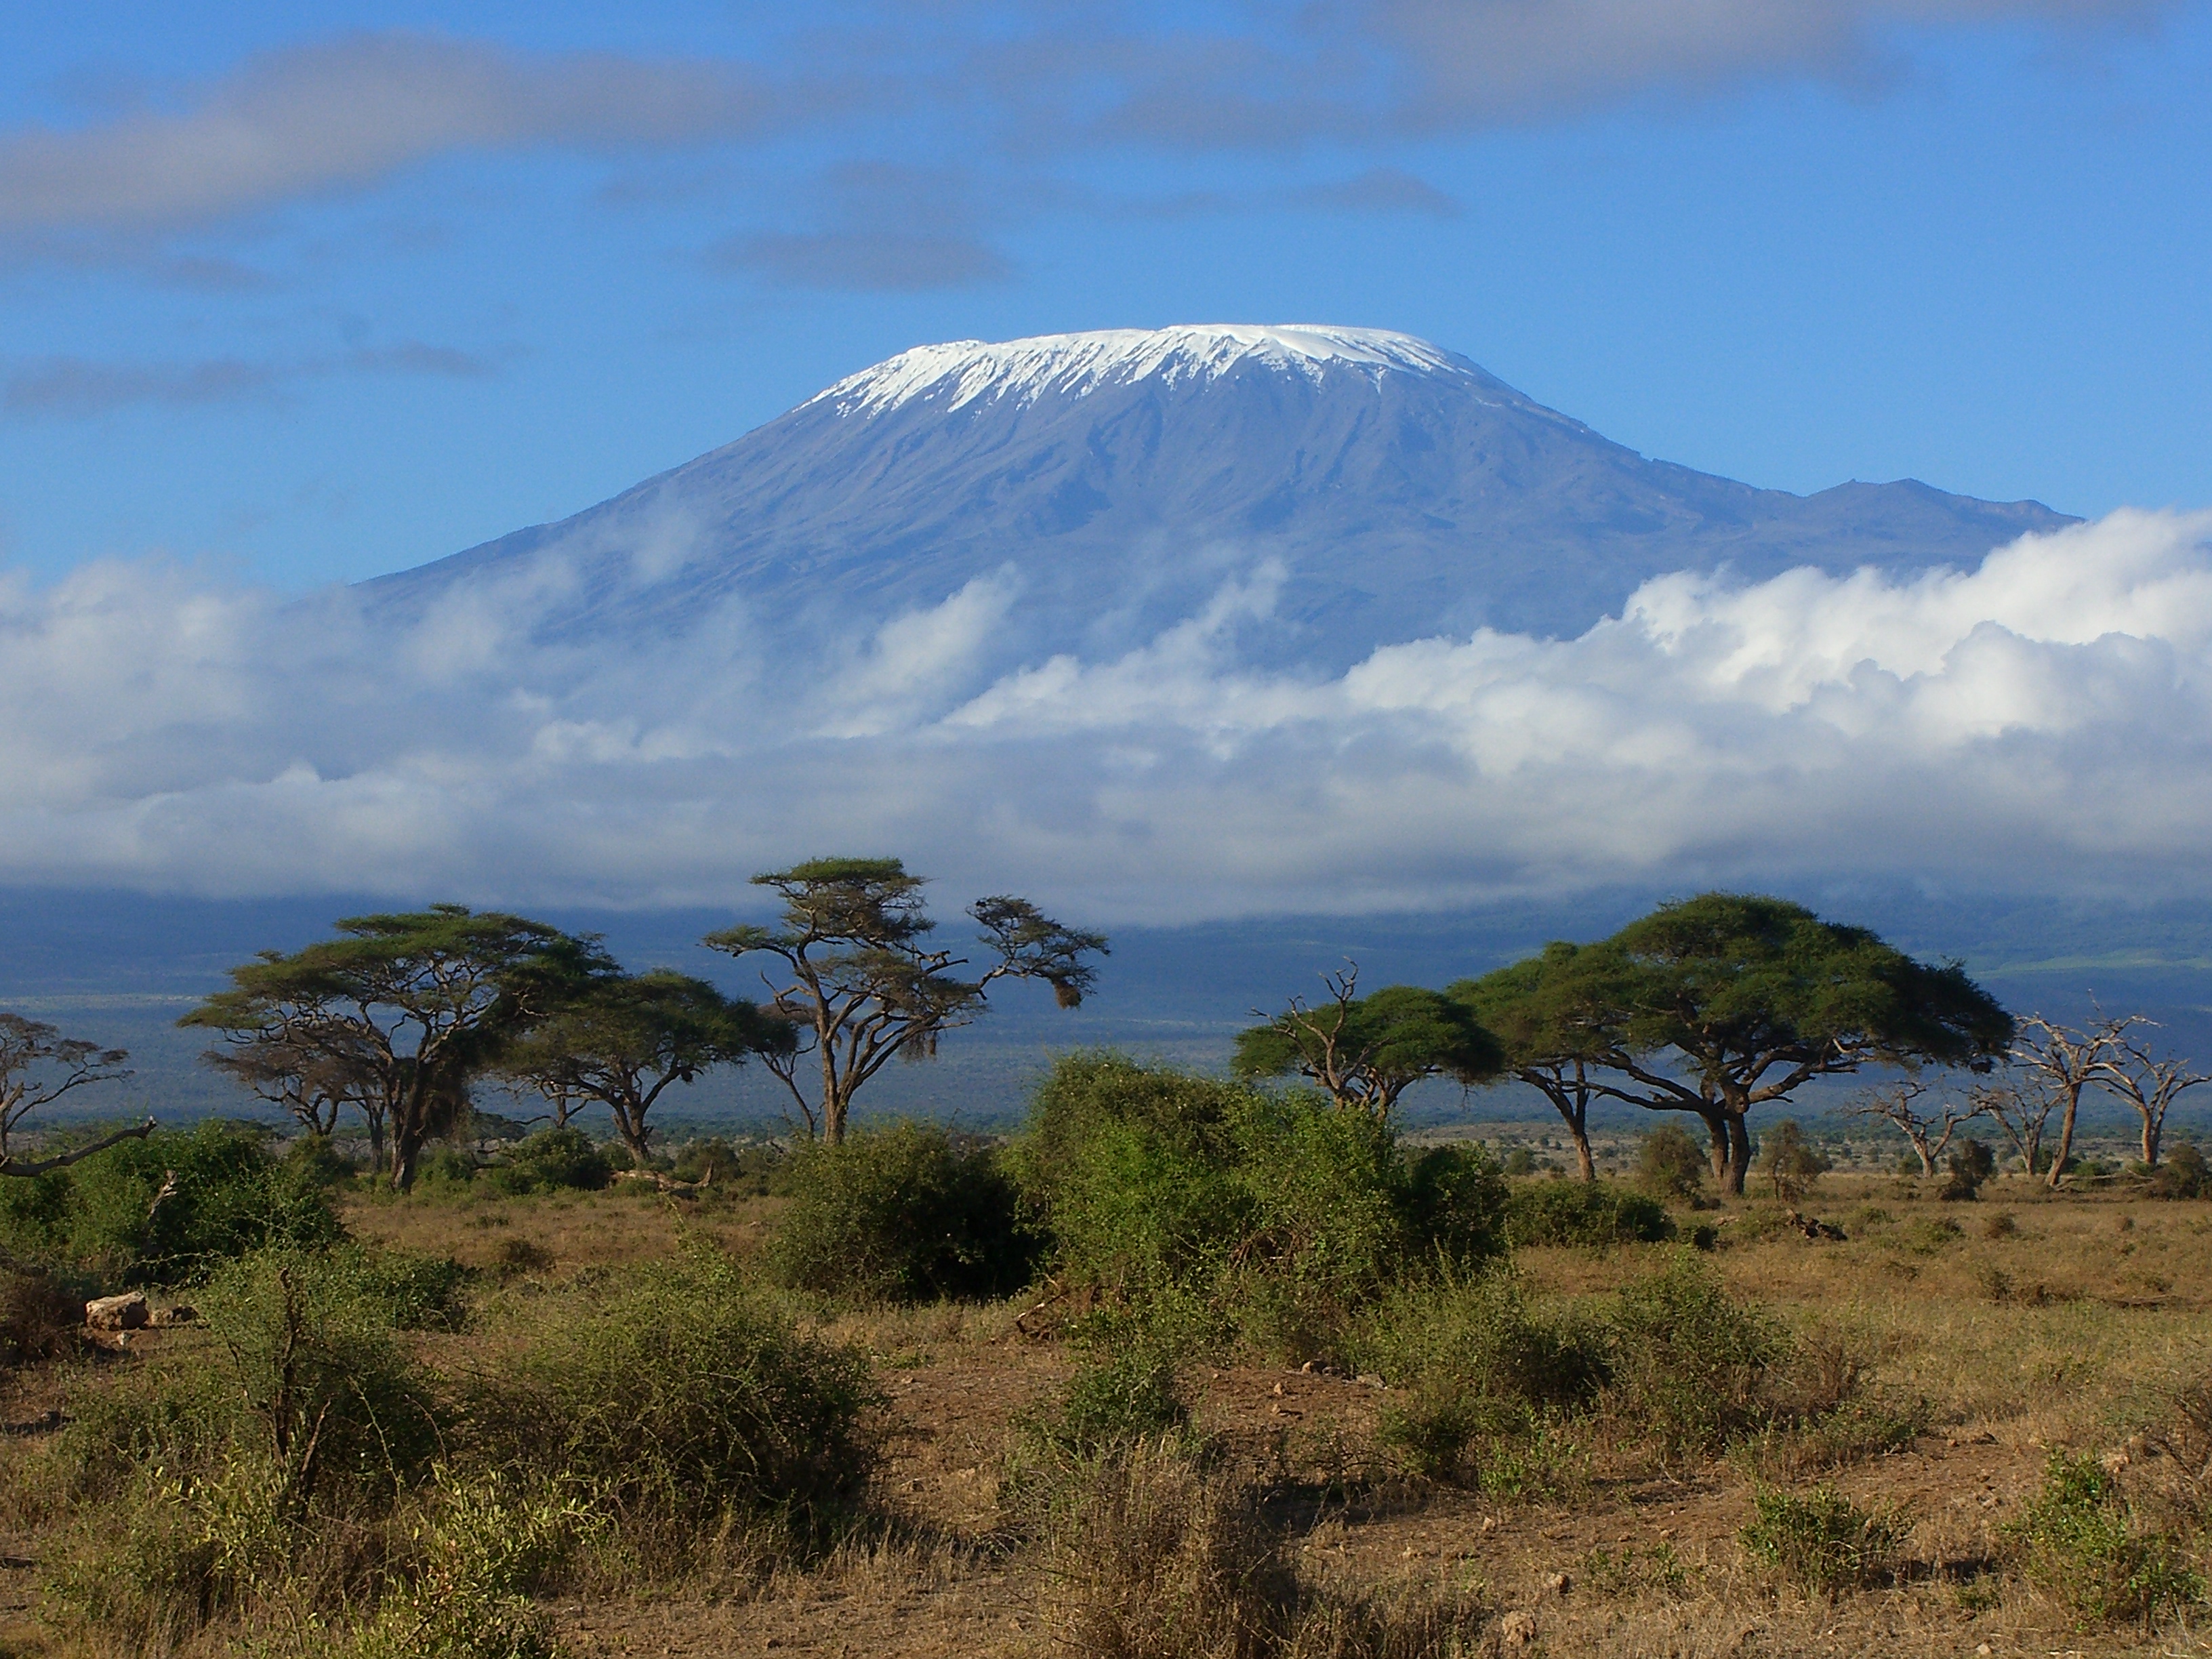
5 1075 2212 1659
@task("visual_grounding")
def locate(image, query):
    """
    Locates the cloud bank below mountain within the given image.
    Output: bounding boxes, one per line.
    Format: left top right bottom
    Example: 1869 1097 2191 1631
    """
2 507 2207 921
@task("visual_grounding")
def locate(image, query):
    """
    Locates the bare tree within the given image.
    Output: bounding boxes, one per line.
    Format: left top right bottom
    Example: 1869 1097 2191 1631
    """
0 1012 141 1178
2015 1013 2133 1189
1844 1078 1990 1177
2094 1023 2210 1172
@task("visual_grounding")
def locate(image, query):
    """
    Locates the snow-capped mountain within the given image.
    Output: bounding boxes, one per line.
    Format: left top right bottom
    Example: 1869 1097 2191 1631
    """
369 325 2070 667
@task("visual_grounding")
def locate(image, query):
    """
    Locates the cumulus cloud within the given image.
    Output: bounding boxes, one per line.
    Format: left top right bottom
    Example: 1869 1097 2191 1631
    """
0 511 2206 920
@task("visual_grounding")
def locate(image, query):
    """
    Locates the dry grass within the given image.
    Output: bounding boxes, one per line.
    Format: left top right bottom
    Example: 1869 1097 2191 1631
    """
8 1168 2212 1656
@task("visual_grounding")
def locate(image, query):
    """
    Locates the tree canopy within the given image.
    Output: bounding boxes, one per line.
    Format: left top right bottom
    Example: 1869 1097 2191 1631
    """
1233 969 1502 1117
0 1013 140 1179
704 857 1107 1143
495 970 792 1162
1451 941 1621 1181
1578 893 2012 1193
183 905 617 1189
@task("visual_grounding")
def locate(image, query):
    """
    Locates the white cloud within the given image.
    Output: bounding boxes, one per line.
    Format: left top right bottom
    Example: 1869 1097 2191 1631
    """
0 33 783 232
0 510 2207 920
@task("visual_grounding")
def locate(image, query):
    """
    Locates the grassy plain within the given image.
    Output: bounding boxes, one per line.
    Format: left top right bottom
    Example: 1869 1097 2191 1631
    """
7 1150 2212 1658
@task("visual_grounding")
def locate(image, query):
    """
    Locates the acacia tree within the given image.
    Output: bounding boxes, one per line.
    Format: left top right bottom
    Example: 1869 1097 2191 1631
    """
2094 1023 2209 1172
184 906 616 1190
1452 941 1619 1181
495 970 793 1164
2015 1014 2129 1189
1233 965 1502 1118
1844 1078 1991 1177
703 858 1107 1144
0 1013 140 1178
1574 894 2013 1195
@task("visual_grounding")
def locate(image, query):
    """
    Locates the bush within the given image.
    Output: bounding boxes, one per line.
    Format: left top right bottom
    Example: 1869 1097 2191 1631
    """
1 1266 83 1368
2014 1452 2205 1626
669 1136 786 1193
486 1252 880 1525
2146 1143 2209 1200
1605 1254 1788 1456
1033 1348 1190 1458
1502 1179 1673 1250
1355 1268 1603 1487
1753 1120 1831 1204
1740 1483 1904 1595
1010 1054 1509 1353
0 1120 344 1285
481 1127 612 1196
197 1246 447 1515
1941 1139 1995 1202
768 1122 1040 1305
1635 1124 1708 1202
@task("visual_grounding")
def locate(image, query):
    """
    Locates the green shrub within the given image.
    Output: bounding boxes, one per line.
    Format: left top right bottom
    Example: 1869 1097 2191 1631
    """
1753 1120 1832 1204
1740 1483 1904 1595
1356 1269 1601 1491
2147 1143 2209 1200
1941 1139 1995 1202
487 1252 880 1525
668 1136 786 1193
197 1246 447 1515
2014 1452 2205 1626
1635 1124 1708 1202
0 1121 344 1285
1503 1179 1673 1250
1 1266 83 1368
1036 1349 1190 1457
414 1146 480 1188
482 1126 612 1196
768 1122 1040 1305
1010 1054 1509 1353
1606 1254 1788 1456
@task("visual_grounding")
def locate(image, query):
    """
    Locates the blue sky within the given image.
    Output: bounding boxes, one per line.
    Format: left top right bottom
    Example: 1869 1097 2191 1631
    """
2 2 2207 591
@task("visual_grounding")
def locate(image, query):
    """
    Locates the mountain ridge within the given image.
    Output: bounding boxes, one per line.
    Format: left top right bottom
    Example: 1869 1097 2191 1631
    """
369 325 2074 665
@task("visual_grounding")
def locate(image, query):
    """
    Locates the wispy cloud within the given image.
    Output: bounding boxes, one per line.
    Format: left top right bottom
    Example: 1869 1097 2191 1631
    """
705 230 1012 291
0 32 791 233
4 340 503 416
0 512 2205 919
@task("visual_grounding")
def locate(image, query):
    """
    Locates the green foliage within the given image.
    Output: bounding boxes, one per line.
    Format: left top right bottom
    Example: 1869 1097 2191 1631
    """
1355 1268 1603 1490
482 1126 613 1195
1232 979 1502 1113
668 1136 786 1192
197 1246 447 1513
1012 1055 1509 1355
485 1252 880 1525
1635 1123 1709 1201
1503 1179 1674 1250
2014 1452 2205 1626
1034 1349 1191 1458
0 1120 343 1284
1 1266 83 1368
1605 1254 1788 1455
767 1121 1041 1304
1753 1120 1832 1203
1941 1136 1996 1201
2148 1141 2209 1200
1739 1483 1904 1595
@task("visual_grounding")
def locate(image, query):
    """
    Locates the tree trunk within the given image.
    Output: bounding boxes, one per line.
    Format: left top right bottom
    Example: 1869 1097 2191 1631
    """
1723 1115 1752 1197
1572 1128 1595 1183
389 1137 419 1193
2047 1086 2083 1188
1912 1136 1937 1178
2144 1114 2163 1170
1704 1113 1732 1186
821 1046 844 1145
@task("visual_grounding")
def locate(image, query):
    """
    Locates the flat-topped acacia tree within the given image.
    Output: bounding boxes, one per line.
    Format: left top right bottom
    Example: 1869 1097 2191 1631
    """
704 858 1107 1145
494 970 794 1165
1451 941 1621 1182
183 905 617 1190
1582 894 2013 1195
1233 966 1502 1118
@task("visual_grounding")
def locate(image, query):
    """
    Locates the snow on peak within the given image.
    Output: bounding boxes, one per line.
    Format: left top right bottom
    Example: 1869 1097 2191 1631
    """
808 325 1465 417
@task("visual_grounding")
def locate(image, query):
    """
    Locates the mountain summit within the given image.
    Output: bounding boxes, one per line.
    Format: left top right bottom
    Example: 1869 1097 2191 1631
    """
372 325 2072 665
